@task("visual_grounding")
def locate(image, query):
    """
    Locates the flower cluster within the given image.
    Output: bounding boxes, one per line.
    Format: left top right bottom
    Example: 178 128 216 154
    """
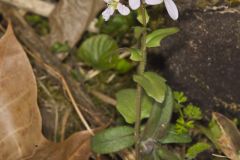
102 0 179 21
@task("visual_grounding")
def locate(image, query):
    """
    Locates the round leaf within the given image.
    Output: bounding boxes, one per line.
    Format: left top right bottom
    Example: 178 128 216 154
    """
77 34 119 70
133 72 166 103
116 89 153 124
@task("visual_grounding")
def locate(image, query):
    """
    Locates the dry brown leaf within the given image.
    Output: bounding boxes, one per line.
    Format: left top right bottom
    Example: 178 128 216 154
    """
0 24 92 160
48 0 104 47
213 112 240 160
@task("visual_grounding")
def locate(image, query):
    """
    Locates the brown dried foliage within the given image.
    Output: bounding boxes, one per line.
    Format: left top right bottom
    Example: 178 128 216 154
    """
0 24 92 160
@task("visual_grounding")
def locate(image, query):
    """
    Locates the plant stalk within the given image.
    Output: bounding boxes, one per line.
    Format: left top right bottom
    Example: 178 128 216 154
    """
135 3 147 160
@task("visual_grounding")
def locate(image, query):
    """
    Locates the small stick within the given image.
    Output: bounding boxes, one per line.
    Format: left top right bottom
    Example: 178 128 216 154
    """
90 90 117 106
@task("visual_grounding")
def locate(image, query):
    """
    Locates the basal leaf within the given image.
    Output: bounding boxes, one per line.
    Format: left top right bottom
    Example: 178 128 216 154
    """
116 89 153 124
133 72 166 103
146 27 179 48
77 34 119 70
91 126 134 154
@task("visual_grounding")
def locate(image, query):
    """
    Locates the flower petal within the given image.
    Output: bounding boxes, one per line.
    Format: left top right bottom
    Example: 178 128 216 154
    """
129 0 141 10
145 0 163 5
104 0 111 3
164 0 179 20
117 3 130 15
102 7 114 21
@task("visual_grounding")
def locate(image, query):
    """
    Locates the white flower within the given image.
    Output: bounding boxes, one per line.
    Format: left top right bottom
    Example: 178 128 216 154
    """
102 0 130 21
102 7 114 21
163 0 179 20
145 0 163 5
130 0 179 20
129 0 141 10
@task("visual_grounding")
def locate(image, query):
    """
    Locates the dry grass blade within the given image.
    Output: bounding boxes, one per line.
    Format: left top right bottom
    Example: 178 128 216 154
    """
0 24 93 160
25 49 94 135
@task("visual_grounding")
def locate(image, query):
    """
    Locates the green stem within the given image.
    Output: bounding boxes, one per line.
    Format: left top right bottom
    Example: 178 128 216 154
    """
135 3 147 160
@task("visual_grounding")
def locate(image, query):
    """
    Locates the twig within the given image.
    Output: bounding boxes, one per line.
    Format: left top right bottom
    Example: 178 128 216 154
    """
0 0 55 17
90 90 117 106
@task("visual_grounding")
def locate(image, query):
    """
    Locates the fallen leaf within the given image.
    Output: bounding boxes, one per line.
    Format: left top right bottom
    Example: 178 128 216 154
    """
0 24 92 160
212 112 240 160
48 0 104 47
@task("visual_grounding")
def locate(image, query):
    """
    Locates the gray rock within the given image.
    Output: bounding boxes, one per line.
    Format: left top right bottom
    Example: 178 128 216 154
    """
149 9 240 117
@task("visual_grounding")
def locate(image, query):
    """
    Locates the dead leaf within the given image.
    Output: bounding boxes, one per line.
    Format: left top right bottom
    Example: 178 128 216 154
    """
48 0 104 47
0 24 92 160
212 112 240 160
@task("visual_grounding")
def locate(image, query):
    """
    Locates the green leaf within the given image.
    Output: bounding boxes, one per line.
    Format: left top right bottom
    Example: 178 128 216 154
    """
91 126 134 154
133 72 166 103
115 59 133 73
186 142 211 159
207 117 222 142
159 126 192 144
130 48 143 61
175 117 194 134
116 89 153 124
183 104 202 120
142 87 174 140
77 34 119 70
137 9 149 25
173 91 188 104
146 28 179 48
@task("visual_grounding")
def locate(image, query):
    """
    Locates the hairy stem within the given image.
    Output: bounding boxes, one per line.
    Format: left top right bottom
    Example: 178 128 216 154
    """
135 3 147 160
